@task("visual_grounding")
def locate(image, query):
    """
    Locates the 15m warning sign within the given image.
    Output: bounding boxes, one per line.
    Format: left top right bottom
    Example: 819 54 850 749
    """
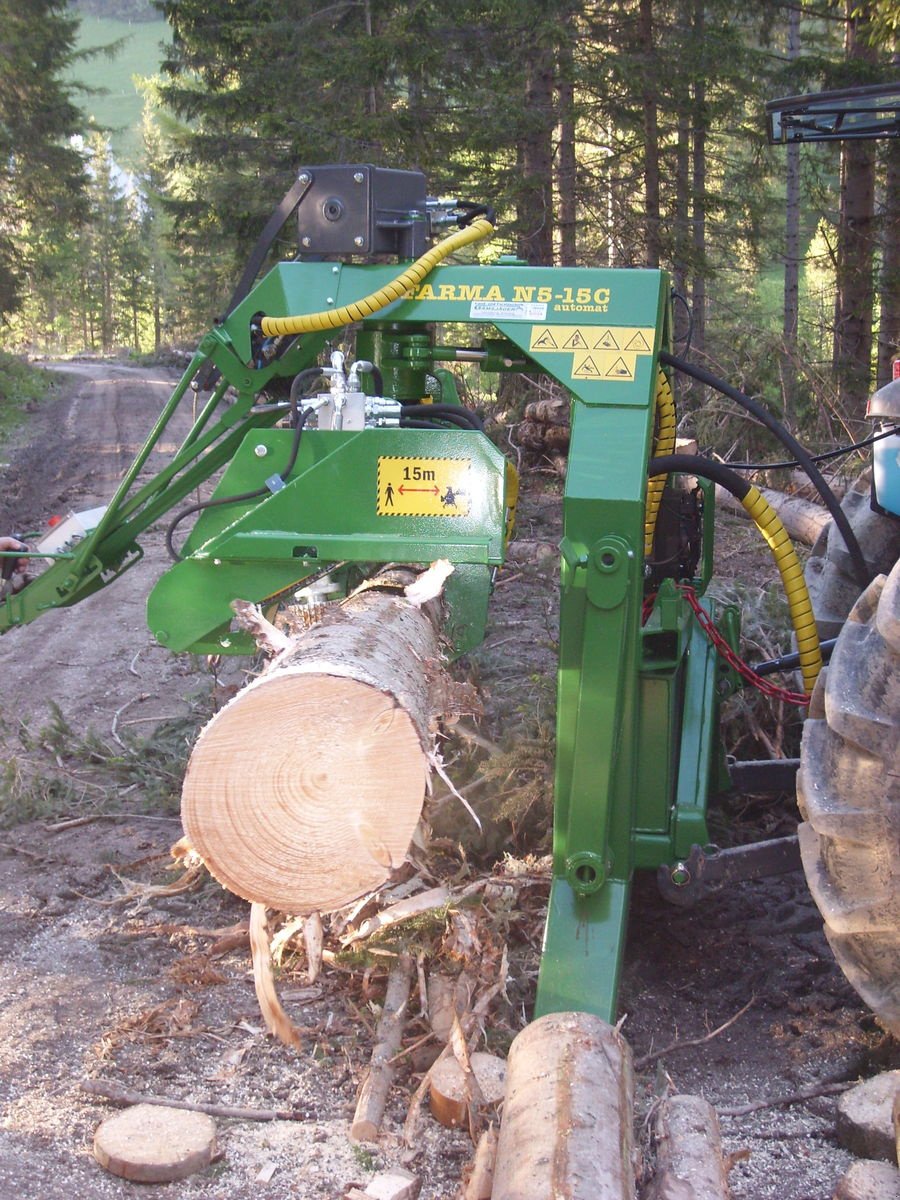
377 457 471 517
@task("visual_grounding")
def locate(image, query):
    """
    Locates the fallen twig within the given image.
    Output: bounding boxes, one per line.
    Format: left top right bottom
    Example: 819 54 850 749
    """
634 998 755 1070
80 1078 306 1122
351 952 413 1143
717 1079 855 1118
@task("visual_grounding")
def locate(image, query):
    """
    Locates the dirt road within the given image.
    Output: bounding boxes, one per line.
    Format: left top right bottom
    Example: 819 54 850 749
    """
0 361 895 1199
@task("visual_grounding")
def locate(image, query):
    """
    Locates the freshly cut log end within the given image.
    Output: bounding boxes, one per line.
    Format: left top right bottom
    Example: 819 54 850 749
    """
429 1051 507 1128
93 1103 217 1183
182 671 427 913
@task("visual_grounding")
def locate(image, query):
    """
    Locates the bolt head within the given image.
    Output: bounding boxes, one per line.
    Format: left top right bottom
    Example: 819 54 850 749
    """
301 236 311 248
298 172 311 185
254 444 268 458
354 236 365 248
353 171 365 183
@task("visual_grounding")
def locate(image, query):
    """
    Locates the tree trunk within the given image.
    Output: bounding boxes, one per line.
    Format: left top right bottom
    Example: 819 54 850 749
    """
181 570 457 913
557 58 577 267
639 0 661 269
691 0 707 358
782 5 801 425
832 3 878 411
878 56 900 387
518 28 555 266
491 1012 634 1199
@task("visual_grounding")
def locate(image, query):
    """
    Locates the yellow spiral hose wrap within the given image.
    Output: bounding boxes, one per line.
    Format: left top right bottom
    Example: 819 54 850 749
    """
259 218 496 338
644 369 677 557
741 485 822 694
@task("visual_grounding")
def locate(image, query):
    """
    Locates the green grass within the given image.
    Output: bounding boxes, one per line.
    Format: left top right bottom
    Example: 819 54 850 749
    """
70 15 169 168
0 352 53 442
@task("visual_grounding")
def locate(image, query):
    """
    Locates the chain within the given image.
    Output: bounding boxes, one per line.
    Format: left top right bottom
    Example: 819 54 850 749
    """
678 585 811 707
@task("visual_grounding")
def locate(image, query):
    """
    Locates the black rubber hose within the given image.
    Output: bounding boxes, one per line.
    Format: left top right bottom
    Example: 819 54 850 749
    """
648 454 752 502
165 405 315 562
659 351 869 588
401 403 484 430
726 423 900 470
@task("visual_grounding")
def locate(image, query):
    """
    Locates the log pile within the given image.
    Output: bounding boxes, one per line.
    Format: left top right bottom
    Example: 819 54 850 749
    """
516 396 571 459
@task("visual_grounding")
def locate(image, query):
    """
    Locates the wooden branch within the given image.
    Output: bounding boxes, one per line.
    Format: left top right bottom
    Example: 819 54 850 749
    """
717 1079 855 1118
350 953 413 1143
634 998 755 1070
80 1078 306 1122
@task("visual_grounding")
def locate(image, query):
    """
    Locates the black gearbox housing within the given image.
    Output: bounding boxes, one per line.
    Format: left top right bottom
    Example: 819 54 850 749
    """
296 165 429 259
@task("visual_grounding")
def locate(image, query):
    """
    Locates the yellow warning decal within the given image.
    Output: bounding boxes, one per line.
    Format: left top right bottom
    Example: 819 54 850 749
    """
572 350 637 381
529 325 656 355
377 457 471 517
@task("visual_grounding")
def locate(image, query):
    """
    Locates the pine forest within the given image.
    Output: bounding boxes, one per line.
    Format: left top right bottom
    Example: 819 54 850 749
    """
2 1 899 447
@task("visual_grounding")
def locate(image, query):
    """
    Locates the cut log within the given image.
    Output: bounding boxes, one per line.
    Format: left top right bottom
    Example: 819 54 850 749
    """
93 1103 217 1183
646 1094 731 1200
428 1051 506 1128
491 1012 634 1200
715 483 829 546
350 953 413 1143
182 567 453 913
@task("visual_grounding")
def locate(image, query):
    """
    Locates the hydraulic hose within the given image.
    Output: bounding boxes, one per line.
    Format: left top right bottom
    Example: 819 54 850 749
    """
644 368 677 557
648 453 823 695
259 218 495 338
401 403 484 431
659 351 869 589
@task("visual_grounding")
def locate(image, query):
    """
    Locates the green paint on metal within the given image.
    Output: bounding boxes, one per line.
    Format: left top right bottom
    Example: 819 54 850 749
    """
534 877 631 1022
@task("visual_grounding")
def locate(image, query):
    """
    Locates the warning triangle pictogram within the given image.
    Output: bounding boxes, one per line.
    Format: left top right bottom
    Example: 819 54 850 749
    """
532 328 558 350
573 355 602 378
592 329 619 350
624 330 651 352
563 330 588 350
605 357 632 378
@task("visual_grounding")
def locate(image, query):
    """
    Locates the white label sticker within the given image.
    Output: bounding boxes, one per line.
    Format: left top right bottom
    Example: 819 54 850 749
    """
469 300 548 321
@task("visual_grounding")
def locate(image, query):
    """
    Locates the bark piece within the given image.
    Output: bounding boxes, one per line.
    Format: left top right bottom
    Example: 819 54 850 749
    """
491 1012 634 1200
646 1094 731 1200
464 1124 499 1199
427 971 476 1042
837 1071 900 1163
93 1103 216 1183
833 1159 900 1200
351 954 414 1143
250 903 302 1049
182 574 448 913
429 1051 506 1129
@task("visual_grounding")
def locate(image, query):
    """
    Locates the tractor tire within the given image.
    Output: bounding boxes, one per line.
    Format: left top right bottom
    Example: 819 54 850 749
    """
805 472 900 639
797 560 900 1035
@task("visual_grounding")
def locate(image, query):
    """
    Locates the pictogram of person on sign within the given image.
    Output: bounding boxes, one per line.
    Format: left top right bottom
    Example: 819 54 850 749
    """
384 482 395 507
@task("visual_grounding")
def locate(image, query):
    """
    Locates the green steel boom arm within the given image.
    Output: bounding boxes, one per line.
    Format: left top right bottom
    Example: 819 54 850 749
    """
2 249 739 1024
